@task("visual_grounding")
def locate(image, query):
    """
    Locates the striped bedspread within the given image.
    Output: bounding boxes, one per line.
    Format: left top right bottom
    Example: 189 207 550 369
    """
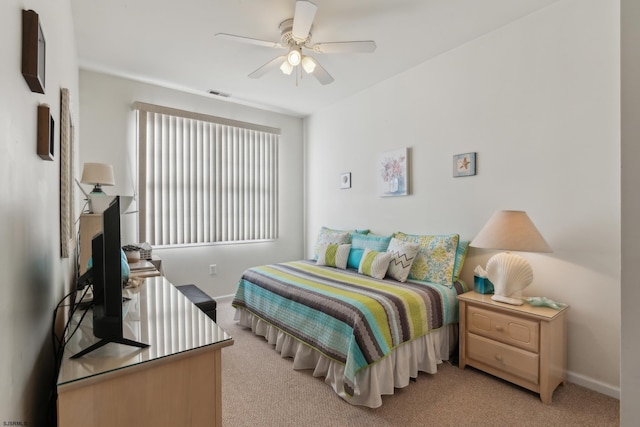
232 260 468 395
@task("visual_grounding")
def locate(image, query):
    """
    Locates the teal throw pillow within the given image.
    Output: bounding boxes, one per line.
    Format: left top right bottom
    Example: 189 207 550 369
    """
347 233 392 270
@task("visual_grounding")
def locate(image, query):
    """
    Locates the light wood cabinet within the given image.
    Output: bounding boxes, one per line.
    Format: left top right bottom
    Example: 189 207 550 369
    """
57 277 234 426
79 213 102 274
458 291 568 403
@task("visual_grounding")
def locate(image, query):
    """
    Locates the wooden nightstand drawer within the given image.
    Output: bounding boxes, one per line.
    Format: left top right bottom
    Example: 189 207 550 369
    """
467 305 539 353
467 333 539 384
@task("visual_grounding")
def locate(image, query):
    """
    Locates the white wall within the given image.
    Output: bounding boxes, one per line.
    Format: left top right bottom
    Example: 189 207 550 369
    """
305 0 620 396
621 0 640 423
78 70 305 299
0 1 79 425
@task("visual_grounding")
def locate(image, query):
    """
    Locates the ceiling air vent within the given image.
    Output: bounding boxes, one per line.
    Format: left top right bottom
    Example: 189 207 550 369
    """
207 89 231 98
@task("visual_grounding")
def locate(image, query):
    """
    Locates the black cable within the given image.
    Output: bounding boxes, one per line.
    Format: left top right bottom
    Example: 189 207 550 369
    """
54 285 92 364
51 289 77 365
48 285 94 426
62 290 93 351
48 287 76 427
48 223 88 426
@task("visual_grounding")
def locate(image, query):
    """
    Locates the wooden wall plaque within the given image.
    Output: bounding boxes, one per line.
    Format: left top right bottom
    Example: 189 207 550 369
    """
37 104 54 160
22 9 46 94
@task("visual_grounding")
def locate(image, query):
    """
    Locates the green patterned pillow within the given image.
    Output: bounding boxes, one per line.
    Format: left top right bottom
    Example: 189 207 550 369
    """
386 238 420 282
316 243 351 270
453 240 470 281
347 233 392 269
393 232 460 286
358 248 392 279
313 227 351 259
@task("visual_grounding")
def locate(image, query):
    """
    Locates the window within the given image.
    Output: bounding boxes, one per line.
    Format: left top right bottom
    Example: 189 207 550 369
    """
134 102 279 246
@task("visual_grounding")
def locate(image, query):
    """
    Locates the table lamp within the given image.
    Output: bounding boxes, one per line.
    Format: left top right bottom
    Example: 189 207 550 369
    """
81 163 115 194
470 210 551 305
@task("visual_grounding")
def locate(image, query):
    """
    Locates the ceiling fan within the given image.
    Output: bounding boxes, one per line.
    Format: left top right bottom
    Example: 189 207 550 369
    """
216 0 376 85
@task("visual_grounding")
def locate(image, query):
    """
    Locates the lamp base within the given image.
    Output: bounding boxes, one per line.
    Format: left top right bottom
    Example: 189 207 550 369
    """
90 184 105 194
491 294 524 305
485 252 534 307
87 194 114 214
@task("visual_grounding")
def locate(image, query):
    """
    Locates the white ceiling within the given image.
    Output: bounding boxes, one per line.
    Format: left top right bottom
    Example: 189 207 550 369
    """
70 0 559 117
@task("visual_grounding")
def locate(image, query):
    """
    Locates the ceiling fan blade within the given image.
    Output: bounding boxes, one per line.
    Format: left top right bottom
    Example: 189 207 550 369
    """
305 58 334 85
312 41 377 54
292 0 317 41
216 33 283 49
248 55 287 79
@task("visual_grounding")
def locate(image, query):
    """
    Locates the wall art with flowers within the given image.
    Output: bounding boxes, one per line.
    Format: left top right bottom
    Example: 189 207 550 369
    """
378 148 409 197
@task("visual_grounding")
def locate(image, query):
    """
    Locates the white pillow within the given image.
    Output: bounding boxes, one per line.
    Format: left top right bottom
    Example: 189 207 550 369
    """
316 243 351 270
313 229 351 259
358 248 392 279
386 238 420 282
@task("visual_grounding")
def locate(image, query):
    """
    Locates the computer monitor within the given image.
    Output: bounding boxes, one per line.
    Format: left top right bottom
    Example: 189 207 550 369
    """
71 196 148 358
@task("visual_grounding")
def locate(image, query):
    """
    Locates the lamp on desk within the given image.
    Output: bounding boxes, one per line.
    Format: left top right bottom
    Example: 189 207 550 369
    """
81 162 115 194
470 210 551 305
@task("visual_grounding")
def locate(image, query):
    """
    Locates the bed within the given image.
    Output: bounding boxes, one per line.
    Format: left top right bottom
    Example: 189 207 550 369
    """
232 258 469 408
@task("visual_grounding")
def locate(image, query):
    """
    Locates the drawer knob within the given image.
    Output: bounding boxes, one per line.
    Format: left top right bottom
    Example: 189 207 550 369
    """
495 354 504 362
495 325 504 332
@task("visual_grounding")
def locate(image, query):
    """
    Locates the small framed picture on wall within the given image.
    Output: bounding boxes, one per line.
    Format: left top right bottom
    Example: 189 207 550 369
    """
378 148 409 197
453 152 476 177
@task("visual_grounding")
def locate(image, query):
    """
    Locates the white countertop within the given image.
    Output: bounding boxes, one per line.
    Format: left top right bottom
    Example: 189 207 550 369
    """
58 276 232 388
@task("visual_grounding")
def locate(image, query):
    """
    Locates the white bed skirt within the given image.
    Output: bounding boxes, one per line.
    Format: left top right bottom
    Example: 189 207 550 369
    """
234 307 458 408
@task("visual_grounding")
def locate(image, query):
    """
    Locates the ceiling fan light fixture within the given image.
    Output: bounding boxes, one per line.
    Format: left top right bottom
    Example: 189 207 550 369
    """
287 47 302 66
221 0 374 85
280 60 294 75
301 56 316 73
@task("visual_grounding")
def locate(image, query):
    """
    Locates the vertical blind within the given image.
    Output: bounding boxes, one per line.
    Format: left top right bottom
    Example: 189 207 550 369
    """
134 102 279 246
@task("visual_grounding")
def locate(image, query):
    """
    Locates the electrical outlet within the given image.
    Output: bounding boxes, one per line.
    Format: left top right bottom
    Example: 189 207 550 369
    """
209 264 217 275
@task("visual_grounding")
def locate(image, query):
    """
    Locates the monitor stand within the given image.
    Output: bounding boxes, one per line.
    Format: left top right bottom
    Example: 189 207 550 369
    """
71 337 149 359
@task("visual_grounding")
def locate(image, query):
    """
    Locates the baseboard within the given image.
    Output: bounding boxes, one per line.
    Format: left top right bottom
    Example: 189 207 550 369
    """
566 370 620 399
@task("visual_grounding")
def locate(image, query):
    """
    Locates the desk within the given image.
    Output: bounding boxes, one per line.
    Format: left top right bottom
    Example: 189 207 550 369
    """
57 277 234 426
128 260 160 278
149 255 163 275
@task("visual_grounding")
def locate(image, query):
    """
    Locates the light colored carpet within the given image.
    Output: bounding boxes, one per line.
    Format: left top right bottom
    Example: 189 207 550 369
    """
217 299 619 426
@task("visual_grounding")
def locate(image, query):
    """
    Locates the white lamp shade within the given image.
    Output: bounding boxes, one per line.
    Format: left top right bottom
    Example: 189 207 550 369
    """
470 210 551 253
301 56 316 73
280 60 294 75
471 210 551 305
81 163 115 187
287 48 302 66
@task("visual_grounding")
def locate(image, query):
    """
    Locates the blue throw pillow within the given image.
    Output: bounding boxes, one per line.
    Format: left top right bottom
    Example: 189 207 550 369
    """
347 233 392 269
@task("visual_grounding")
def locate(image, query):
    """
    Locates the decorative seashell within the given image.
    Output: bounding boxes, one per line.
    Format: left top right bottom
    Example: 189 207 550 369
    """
485 252 533 301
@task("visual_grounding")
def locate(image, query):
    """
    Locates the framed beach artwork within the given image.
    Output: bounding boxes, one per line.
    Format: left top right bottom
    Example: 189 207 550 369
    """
453 152 476 177
378 148 408 197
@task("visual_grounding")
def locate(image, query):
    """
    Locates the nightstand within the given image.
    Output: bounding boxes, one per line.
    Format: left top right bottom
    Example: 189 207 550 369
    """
458 291 568 403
